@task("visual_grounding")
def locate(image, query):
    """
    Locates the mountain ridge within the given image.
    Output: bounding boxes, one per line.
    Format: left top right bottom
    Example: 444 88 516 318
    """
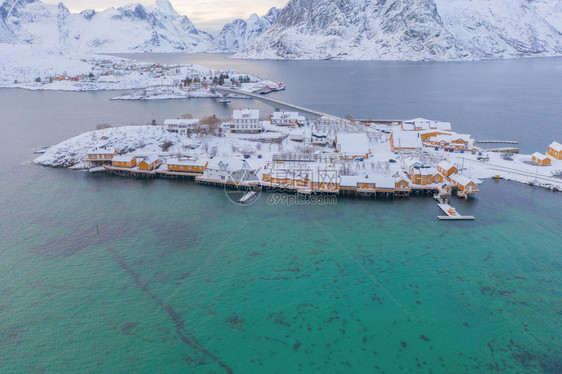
235 0 562 61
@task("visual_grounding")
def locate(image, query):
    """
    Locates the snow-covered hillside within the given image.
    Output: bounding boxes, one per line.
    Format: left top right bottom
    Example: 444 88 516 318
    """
0 0 213 53
236 0 562 61
0 44 273 98
208 8 280 53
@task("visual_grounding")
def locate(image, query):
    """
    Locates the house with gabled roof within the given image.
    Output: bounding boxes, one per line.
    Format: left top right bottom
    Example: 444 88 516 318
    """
547 141 562 160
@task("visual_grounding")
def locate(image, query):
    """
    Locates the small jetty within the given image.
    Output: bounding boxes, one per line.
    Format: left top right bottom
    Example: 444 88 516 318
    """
475 140 518 144
482 146 520 153
437 203 475 220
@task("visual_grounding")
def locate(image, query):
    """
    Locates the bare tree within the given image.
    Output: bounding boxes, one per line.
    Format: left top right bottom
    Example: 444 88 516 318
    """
161 141 174 151
181 113 193 119
209 146 218 157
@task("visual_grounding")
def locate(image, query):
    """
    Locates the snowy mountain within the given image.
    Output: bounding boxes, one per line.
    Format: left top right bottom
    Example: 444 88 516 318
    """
208 7 281 53
236 0 562 61
0 0 213 53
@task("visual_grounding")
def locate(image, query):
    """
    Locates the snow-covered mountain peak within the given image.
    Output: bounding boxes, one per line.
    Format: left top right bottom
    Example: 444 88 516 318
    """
0 0 213 52
236 0 561 61
147 0 179 17
208 7 281 53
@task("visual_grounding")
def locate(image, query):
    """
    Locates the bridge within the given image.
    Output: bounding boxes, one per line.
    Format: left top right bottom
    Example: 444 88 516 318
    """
211 87 340 120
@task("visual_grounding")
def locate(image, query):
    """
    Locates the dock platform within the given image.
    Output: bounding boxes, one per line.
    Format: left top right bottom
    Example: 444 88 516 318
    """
437 203 475 220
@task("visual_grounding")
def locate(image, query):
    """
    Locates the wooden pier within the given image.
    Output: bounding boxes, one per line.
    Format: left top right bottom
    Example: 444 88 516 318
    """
475 140 518 144
481 147 519 153
437 203 475 220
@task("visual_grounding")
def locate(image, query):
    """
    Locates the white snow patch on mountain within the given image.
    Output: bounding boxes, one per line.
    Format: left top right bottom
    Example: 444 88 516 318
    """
0 0 213 53
236 0 562 61
207 7 281 53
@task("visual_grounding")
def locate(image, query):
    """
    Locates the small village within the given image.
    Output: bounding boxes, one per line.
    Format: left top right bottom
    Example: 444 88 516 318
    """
57 107 562 211
3 48 279 98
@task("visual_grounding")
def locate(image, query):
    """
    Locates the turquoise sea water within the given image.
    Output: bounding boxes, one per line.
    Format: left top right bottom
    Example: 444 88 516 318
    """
1 56 561 373
1 172 560 373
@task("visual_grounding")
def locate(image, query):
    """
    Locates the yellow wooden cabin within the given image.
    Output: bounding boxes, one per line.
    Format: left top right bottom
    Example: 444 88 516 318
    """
310 181 339 192
88 149 117 161
410 166 442 186
395 178 410 191
437 161 458 179
138 156 161 171
531 152 551 166
547 142 562 160
112 155 137 168
167 158 208 174
450 174 479 194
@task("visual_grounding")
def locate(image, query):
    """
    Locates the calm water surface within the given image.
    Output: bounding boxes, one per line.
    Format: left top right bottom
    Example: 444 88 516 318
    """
0 55 561 373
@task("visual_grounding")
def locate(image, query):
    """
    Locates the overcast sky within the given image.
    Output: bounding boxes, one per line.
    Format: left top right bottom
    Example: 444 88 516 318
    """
42 0 288 35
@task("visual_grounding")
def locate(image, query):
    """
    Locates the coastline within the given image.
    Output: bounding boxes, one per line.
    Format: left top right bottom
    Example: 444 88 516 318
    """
34 121 562 197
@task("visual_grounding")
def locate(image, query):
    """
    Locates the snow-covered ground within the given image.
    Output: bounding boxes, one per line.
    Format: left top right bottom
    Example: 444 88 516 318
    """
0 44 276 99
34 120 562 192
34 124 295 172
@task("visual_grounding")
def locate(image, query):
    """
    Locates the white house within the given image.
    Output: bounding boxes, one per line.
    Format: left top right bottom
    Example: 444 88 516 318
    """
311 131 328 145
402 118 452 131
335 133 371 159
389 130 422 151
271 111 306 127
289 129 305 142
231 109 262 133
197 158 259 184
164 119 200 135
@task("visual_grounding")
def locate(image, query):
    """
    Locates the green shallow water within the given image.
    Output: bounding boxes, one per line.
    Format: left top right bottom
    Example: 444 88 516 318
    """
1 56 561 373
1 169 560 373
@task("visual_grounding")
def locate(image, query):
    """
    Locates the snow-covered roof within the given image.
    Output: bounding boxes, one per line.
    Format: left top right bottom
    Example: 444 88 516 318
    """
141 155 160 165
88 148 115 155
392 130 422 149
409 160 423 169
450 174 476 186
207 158 252 171
167 157 207 166
435 122 452 131
164 119 199 126
403 118 452 131
113 155 135 162
272 111 299 120
531 152 548 159
402 122 416 131
549 141 562 152
339 176 358 187
430 135 453 143
437 160 456 171
309 169 338 183
233 109 259 120
413 166 438 176
449 133 471 142
336 133 370 156
369 176 396 189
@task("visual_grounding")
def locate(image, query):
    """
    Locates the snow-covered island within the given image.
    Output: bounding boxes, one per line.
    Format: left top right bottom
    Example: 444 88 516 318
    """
0 44 282 100
34 111 562 201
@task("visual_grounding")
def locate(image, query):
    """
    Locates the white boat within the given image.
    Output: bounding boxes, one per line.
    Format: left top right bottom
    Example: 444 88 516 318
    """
238 190 257 204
